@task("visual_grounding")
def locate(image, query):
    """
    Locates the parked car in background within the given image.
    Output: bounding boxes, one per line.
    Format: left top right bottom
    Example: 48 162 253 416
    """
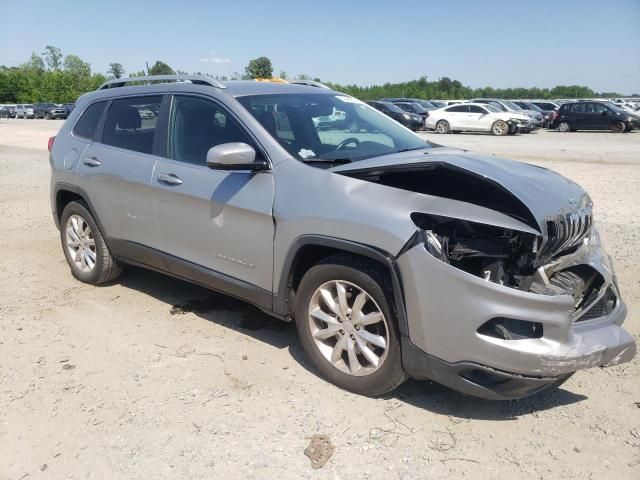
63 103 75 117
34 103 58 119
394 102 432 122
36 102 71 119
15 104 35 118
471 99 543 132
426 103 530 135
551 101 636 132
312 107 348 130
366 100 423 130
428 100 446 108
512 100 555 127
529 100 561 113
382 98 438 110
0 104 17 118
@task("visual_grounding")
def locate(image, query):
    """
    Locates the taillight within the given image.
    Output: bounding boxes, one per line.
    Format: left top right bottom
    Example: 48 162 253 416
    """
48 136 55 152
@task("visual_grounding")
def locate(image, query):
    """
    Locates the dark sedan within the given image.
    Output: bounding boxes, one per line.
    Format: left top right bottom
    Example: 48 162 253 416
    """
366 100 424 130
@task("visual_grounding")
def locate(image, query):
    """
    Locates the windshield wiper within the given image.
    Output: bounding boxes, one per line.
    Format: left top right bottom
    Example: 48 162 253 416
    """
301 158 352 164
394 146 430 154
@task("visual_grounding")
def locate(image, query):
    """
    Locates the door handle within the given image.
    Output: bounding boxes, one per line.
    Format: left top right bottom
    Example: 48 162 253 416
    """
158 173 183 186
83 157 102 167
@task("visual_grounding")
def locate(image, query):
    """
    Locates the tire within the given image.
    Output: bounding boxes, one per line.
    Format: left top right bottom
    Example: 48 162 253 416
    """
491 120 509 136
295 255 407 396
611 121 625 133
558 121 571 132
435 120 450 134
60 201 122 285
45 113 51 120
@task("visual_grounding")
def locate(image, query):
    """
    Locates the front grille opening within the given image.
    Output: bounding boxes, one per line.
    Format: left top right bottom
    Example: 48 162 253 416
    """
477 317 543 340
576 287 617 322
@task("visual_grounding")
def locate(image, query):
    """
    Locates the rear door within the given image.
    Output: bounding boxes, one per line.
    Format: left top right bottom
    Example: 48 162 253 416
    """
151 94 275 292
568 103 587 128
76 95 164 255
444 105 468 128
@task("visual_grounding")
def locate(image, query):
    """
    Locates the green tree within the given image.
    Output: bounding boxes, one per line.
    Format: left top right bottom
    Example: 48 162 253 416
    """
148 61 175 75
244 57 273 79
42 45 63 70
64 55 91 78
26 53 45 72
108 62 125 79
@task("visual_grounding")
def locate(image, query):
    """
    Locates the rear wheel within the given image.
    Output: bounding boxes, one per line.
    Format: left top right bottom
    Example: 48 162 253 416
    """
435 120 450 134
295 255 407 396
60 201 122 285
491 120 509 136
611 121 625 133
558 121 571 132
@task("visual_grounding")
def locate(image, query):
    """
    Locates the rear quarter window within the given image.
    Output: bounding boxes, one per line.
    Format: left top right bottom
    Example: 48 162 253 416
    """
73 101 107 140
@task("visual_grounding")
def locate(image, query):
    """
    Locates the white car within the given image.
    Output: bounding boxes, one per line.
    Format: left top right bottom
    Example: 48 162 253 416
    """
426 103 530 135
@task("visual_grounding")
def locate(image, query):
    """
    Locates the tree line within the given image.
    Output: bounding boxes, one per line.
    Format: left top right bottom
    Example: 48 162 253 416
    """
0 49 635 104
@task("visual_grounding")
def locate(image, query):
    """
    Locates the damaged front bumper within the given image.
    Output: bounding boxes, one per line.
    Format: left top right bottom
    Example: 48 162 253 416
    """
397 240 636 400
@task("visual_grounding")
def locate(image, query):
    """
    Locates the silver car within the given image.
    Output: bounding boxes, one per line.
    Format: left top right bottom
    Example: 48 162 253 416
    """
49 75 636 400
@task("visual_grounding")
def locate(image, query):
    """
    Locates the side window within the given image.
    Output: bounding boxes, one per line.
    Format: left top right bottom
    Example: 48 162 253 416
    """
571 103 585 113
447 105 468 113
469 105 485 114
102 96 162 154
591 103 607 113
168 95 255 165
73 101 107 140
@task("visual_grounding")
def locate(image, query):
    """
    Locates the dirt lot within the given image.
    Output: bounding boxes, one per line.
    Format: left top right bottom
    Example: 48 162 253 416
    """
1 119 639 480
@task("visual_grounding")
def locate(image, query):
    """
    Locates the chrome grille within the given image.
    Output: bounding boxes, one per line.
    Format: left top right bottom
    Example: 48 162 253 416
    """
539 206 593 261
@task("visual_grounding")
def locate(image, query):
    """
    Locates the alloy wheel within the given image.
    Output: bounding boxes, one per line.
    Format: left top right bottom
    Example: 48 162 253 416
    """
558 122 570 132
308 280 389 376
65 214 97 273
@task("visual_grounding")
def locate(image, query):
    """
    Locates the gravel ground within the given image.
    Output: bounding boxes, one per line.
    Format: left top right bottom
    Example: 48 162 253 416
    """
1 119 639 480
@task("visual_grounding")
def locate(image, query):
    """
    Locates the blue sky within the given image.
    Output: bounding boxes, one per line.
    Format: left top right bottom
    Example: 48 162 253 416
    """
1 0 639 93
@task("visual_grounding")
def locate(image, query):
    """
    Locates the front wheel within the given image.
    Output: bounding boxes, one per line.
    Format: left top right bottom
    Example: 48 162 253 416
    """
491 120 509 136
435 120 450 134
295 256 407 396
611 121 626 133
60 201 122 285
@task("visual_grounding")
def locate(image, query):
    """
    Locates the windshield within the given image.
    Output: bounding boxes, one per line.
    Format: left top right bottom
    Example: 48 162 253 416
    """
379 102 405 113
238 93 430 163
484 104 501 113
407 103 428 113
502 100 523 110
522 102 543 112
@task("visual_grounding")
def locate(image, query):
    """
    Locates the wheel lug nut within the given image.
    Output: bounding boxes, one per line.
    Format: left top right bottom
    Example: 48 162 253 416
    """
339 329 345 335
338 318 343 323
355 325 360 330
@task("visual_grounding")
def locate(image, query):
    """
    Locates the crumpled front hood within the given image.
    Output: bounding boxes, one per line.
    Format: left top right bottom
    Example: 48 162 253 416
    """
331 146 591 232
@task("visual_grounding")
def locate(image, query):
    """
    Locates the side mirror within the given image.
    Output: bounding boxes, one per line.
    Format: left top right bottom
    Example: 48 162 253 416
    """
206 142 268 171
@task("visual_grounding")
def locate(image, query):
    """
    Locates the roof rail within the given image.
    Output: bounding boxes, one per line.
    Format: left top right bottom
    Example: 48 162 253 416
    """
288 79 331 89
97 75 227 90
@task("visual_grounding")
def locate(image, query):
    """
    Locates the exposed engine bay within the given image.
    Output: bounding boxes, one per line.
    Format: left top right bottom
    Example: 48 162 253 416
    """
341 161 605 310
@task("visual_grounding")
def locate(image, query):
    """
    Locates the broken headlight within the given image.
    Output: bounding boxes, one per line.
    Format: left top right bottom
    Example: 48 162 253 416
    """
409 213 539 289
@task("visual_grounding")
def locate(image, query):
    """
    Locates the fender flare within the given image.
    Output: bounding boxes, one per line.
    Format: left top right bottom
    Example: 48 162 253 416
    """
273 235 410 338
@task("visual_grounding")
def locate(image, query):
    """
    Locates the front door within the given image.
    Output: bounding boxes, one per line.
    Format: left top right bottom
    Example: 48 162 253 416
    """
151 94 275 292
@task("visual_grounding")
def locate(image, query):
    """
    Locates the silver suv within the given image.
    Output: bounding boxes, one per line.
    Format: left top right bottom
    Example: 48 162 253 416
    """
50 76 635 399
